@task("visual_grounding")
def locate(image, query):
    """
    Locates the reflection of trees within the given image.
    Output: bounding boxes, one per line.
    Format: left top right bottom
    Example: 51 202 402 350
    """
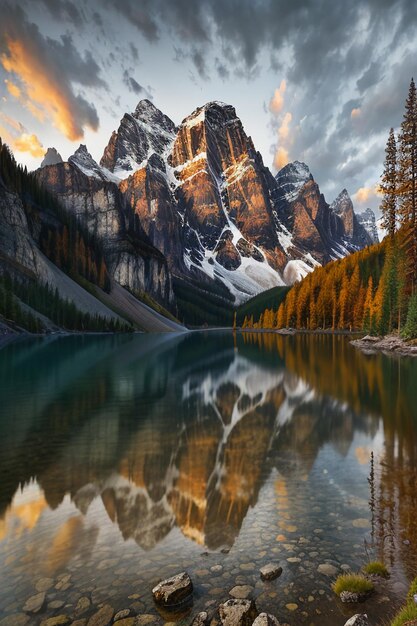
241 332 417 579
0 331 416 560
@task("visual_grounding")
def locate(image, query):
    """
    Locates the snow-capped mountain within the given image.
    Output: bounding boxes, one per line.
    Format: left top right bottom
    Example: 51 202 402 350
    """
357 207 379 244
38 99 376 306
275 160 312 203
100 99 176 178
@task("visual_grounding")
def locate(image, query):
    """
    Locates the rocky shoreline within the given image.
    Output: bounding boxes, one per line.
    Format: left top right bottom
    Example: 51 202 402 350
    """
350 334 417 357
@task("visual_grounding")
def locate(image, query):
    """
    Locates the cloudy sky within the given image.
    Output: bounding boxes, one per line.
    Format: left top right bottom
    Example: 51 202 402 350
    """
0 0 416 213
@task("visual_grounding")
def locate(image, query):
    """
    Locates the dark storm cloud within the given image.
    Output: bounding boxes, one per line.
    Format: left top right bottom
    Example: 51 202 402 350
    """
122 69 147 96
38 0 84 28
357 62 384 94
105 0 417 201
129 43 139 62
215 58 230 80
104 0 159 42
0 4 105 139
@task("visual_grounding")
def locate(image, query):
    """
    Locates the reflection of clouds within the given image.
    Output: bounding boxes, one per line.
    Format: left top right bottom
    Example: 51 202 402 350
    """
45 515 99 575
0 482 47 541
355 446 372 465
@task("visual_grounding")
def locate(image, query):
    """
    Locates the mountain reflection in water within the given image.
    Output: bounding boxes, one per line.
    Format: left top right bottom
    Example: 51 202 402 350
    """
0 331 416 620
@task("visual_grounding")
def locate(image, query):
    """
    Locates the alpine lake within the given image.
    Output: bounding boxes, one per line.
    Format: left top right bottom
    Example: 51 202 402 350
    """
0 331 416 626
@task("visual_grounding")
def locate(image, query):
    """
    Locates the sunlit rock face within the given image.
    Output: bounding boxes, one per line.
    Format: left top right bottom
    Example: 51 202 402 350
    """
275 164 373 263
171 102 285 271
119 155 184 272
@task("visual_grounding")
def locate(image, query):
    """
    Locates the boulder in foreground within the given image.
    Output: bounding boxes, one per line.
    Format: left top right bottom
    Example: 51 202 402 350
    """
152 571 193 607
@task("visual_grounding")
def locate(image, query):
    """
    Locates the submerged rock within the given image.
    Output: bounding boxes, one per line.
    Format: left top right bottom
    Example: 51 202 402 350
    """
0 615 30 626
114 609 136 621
40 617 72 626
152 571 193 607
317 563 338 577
229 585 254 599
23 592 46 614
219 599 258 626
259 564 283 581
86 604 115 626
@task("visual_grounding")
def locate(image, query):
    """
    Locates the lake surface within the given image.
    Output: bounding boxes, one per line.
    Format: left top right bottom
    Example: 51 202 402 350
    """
0 331 416 625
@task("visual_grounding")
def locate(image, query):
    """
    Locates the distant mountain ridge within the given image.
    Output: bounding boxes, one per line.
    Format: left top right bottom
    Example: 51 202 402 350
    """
36 99 377 309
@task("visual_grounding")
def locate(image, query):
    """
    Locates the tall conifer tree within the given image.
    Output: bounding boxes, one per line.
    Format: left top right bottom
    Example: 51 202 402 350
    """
398 77 417 287
380 128 397 238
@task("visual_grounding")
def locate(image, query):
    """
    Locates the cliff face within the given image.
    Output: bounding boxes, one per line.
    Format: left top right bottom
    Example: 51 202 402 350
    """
275 163 374 265
168 102 290 300
330 189 373 248
119 154 184 273
0 183 125 323
37 147 173 305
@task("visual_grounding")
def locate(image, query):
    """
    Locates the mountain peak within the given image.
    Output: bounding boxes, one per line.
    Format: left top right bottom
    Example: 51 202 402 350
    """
100 100 176 175
357 207 379 244
132 99 176 133
40 147 63 168
69 144 105 179
275 161 313 203
330 188 353 215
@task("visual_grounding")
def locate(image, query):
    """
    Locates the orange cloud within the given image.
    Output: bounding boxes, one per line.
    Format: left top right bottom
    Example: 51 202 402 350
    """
1 37 96 140
0 113 45 158
0 111 23 133
14 133 45 157
278 111 292 142
274 146 290 169
269 80 287 115
351 107 361 119
5 79 21 99
354 184 382 203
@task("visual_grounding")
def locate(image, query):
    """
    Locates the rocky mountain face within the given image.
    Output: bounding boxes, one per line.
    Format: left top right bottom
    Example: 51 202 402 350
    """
357 207 379 244
330 189 373 248
0 178 128 324
37 145 174 305
100 99 176 176
275 164 374 267
36 99 377 305
40 147 62 168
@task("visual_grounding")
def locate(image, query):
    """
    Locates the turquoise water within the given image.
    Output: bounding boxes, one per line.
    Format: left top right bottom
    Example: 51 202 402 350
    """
0 332 416 625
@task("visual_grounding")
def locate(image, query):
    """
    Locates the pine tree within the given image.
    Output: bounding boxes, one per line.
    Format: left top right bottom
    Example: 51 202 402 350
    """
398 77 417 287
380 128 397 238
402 293 417 338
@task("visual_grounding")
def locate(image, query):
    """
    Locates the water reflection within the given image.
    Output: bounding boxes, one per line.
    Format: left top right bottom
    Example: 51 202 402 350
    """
0 331 416 611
